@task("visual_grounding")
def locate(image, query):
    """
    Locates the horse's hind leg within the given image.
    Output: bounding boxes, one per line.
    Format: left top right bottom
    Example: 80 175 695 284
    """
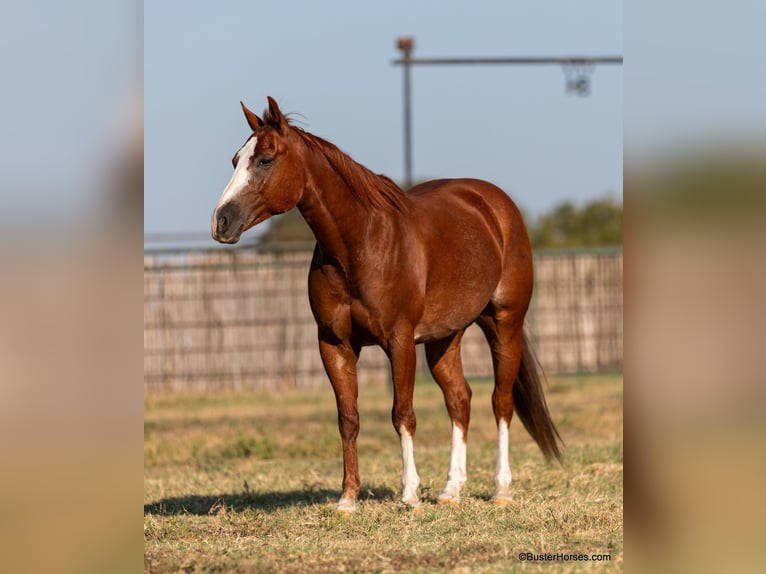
477 311 525 505
387 324 422 509
425 330 472 504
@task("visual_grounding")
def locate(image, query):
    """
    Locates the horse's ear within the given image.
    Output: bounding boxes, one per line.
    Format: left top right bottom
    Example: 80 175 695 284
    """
265 96 287 132
240 101 264 131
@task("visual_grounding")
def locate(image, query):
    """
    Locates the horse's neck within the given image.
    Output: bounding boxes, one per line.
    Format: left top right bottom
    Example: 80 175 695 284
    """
296 158 389 266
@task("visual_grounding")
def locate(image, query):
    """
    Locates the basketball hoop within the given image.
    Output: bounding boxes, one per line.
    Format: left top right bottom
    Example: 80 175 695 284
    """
562 60 595 97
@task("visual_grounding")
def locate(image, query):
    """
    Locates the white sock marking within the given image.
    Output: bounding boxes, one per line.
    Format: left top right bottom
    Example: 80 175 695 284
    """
439 423 467 501
493 418 512 500
215 136 257 210
399 426 420 507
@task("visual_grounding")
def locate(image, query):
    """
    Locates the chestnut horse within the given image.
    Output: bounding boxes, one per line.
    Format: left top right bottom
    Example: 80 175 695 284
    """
212 97 563 512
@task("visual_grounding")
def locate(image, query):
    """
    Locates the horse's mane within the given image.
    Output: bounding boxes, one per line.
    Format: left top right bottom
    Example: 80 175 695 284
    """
289 124 409 213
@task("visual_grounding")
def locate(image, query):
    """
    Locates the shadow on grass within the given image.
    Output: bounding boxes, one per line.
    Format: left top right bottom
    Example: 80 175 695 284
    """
144 485 397 516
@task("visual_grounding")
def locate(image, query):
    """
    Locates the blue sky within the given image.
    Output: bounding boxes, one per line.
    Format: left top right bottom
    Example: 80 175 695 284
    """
144 0 623 237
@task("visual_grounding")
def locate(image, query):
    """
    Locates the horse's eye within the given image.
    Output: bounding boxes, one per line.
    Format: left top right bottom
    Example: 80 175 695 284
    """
258 157 273 167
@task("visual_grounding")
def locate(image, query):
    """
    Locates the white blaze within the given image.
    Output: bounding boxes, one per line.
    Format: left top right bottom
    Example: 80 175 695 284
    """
439 423 467 501
493 418 512 500
399 426 421 507
216 136 257 210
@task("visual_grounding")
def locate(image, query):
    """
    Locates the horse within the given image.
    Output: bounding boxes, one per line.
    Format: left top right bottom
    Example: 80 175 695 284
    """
211 97 563 512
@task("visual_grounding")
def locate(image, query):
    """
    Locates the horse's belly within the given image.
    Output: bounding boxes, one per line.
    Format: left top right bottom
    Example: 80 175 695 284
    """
414 283 496 344
413 323 463 344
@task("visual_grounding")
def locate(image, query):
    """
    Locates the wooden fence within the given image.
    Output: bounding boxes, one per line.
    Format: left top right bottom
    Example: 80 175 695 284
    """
144 246 622 392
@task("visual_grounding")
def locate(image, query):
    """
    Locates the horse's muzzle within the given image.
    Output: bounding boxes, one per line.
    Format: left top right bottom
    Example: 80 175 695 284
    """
211 202 244 244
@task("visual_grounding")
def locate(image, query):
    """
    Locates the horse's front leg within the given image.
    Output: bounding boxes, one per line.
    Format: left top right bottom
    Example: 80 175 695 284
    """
318 336 361 513
387 327 421 509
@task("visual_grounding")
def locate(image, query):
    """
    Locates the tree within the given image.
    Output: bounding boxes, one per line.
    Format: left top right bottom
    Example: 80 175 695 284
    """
528 195 622 249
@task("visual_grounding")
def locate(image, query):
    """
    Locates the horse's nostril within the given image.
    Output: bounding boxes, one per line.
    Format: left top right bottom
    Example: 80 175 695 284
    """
214 203 241 239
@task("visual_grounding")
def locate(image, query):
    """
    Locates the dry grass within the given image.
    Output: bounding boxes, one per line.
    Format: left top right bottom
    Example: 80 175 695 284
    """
145 374 622 573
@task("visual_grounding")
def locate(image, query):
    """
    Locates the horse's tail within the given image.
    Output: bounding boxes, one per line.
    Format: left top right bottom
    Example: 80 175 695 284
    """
512 331 565 464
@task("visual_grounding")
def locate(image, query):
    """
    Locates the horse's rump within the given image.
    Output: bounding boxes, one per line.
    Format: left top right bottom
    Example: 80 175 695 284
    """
407 178 531 336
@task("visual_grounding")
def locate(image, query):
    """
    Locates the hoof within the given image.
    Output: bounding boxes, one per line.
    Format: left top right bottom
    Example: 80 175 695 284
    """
336 498 357 513
437 497 460 506
492 497 513 506
399 501 423 513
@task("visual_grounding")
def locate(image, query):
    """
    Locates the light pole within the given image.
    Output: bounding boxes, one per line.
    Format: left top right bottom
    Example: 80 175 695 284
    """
397 36 414 190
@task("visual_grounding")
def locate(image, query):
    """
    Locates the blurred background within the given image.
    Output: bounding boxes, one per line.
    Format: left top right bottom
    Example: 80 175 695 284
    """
626 3 766 573
0 1 143 573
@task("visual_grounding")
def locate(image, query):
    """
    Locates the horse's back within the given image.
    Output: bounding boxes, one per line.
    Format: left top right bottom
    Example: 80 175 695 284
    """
408 178 528 255
411 176 521 217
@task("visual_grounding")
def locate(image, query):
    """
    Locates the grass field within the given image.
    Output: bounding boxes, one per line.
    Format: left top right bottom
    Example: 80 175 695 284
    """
144 374 622 573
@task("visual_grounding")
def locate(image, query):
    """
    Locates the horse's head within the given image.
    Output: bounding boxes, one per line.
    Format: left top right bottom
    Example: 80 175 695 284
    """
211 97 305 244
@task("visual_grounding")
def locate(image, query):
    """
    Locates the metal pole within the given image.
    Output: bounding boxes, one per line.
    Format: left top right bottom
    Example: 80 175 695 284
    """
397 37 414 190
391 56 623 66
